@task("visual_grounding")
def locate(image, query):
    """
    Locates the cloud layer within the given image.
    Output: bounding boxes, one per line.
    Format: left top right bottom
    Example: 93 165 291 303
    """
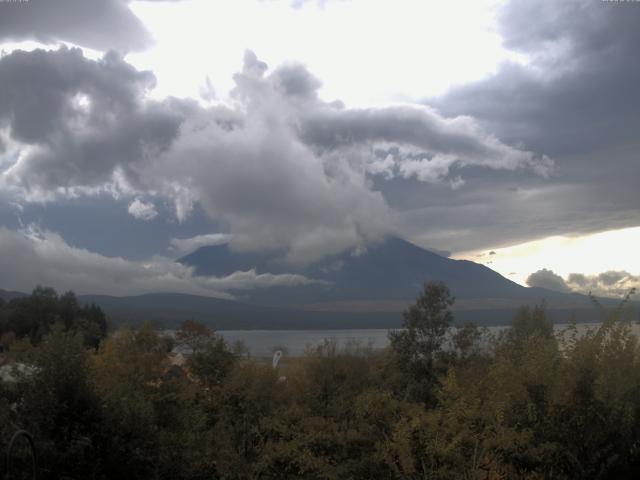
0 47 551 263
1 0 638 296
0 226 322 298
422 0 640 250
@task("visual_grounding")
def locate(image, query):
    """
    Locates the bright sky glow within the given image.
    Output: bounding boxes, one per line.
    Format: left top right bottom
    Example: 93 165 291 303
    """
129 0 517 106
457 227 640 285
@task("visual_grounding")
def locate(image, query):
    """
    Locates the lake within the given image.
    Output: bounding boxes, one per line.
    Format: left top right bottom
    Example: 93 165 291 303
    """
217 322 640 357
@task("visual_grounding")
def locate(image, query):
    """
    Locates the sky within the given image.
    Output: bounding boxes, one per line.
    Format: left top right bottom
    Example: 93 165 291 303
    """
0 0 638 298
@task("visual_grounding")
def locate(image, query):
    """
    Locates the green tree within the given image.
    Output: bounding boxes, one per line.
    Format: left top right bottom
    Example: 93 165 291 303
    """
188 335 237 388
19 325 102 479
0 287 108 348
388 281 455 404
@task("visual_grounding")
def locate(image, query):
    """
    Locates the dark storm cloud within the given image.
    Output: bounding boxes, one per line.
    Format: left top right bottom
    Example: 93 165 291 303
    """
0 47 191 197
393 171 640 253
0 0 186 52
436 0 640 156
0 47 154 143
0 0 147 52
407 0 640 252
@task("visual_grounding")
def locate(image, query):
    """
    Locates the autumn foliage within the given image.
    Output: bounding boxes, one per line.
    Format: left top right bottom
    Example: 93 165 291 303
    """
0 284 639 479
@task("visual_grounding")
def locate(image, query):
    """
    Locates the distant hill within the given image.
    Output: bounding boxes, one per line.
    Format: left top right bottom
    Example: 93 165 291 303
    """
77 292 405 330
0 289 28 301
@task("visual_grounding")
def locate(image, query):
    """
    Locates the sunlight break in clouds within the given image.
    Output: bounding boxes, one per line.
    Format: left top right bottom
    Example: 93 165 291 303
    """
459 227 640 289
128 0 515 106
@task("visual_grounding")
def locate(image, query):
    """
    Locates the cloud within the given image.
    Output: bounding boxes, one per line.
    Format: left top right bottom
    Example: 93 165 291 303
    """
127 198 158 221
526 268 639 298
436 0 640 157
2 0 637 266
566 271 639 298
169 233 233 256
157 52 551 261
0 0 156 52
0 226 324 297
0 0 188 52
300 104 553 182
526 268 570 293
0 46 190 201
0 47 554 261
417 0 640 251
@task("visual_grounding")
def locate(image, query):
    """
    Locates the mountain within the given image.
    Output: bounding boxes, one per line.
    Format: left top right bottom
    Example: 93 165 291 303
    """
3 237 633 329
175 236 623 327
180 236 582 306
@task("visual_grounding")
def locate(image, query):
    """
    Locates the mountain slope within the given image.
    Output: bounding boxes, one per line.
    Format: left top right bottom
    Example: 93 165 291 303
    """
179 236 569 306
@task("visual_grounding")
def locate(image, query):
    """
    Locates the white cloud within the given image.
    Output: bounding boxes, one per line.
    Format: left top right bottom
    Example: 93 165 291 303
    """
398 154 457 184
0 226 324 297
128 198 158 221
169 233 233 255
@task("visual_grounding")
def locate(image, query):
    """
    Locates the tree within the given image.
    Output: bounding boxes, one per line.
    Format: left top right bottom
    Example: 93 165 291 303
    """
452 321 484 362
19 325 102 479
0 287 108 348
176 319 214 353
388 281 455 405
188 336 237 388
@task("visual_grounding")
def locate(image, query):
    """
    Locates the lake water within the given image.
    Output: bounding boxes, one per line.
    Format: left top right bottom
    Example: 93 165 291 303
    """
218 329 392 357
217 322 640 357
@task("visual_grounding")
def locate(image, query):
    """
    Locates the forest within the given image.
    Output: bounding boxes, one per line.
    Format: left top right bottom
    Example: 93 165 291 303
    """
0 282 639 479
